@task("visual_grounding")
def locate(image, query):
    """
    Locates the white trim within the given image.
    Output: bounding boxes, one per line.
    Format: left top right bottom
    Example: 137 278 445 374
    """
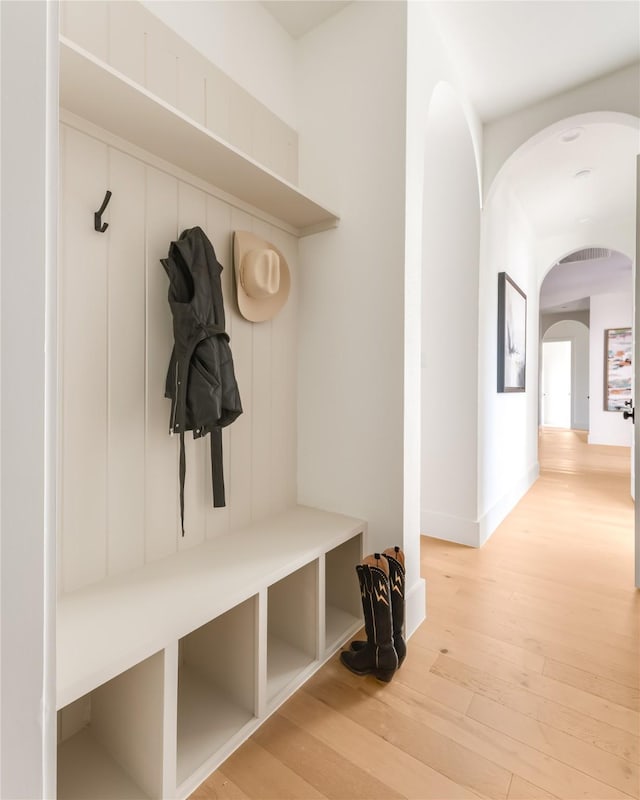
404 577 426 639
420 509 480 547
478 462 540 546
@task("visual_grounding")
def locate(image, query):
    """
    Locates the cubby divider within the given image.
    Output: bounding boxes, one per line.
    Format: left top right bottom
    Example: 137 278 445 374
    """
266 560 319 706
324 534 364 653
176 596 258 788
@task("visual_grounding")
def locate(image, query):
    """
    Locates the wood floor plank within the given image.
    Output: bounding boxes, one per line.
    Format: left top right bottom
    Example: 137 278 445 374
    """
429 653 639 764
325 661 635 800
543 658 640 711
393 642 474 713
447 586 639 657
507 775 560 799
219 739 328 800
252 713 404 800
466 693 639 797
190 771 252 799
305 663 512 800
411 616 547 673
433 605 639 689
430 651 639 735
281 688 485 800
508 589 639 641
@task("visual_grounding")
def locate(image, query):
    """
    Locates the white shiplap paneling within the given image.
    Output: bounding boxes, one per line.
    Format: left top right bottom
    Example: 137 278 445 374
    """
107 149 146 577
144 168 179 565
59 123 298 594
60 127 109 593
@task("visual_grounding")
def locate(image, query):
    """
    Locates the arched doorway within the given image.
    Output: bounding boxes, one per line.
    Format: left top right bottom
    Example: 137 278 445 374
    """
540 319 590 431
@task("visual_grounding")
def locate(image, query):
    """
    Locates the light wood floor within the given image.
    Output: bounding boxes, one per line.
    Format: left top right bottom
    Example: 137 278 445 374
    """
193 428 639 800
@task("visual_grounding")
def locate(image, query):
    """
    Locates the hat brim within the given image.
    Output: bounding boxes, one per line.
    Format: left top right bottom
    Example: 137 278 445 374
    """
233 231 291 323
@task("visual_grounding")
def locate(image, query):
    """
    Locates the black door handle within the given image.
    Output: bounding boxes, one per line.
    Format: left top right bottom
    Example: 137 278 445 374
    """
623 407 635 423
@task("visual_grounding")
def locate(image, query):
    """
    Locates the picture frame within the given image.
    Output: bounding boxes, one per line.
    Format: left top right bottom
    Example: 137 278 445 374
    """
604 327 632 411
497 272 527 392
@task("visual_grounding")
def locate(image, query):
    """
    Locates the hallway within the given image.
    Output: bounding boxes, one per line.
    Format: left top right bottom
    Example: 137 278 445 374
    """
196 429 639 800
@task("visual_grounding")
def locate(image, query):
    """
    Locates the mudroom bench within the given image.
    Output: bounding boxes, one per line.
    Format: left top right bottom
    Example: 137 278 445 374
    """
56 505 366 800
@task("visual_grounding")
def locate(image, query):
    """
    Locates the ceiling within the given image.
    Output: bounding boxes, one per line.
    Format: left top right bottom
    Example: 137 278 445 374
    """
262 2 640 122
540 251 632 313
428 1 640 122
262 1 350 38
508 121 639 240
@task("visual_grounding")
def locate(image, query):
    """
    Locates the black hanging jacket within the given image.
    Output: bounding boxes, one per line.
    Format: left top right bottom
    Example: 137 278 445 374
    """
162 226 242 533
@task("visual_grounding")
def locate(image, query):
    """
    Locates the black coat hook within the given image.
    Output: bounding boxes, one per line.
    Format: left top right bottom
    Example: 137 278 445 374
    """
94 190 112 232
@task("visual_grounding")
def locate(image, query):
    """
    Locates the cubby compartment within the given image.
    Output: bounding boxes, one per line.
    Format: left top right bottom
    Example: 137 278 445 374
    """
267 561 318 704
324 534 363 651
57 652 165 800
177 597 257 787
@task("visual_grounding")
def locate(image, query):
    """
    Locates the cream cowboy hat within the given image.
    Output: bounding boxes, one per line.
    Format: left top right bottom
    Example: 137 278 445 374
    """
233 231 291 323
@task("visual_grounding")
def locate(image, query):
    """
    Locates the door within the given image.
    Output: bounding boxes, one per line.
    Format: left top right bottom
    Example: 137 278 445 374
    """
542 340 572 428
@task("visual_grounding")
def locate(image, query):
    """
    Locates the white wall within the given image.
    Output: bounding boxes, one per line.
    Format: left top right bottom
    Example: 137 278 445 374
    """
420 82 481 546
142 0 298 129
478 181 539 543
543 320 590 431
294 2 428 630
0 1 57 795
405 3 482 561
589 292 633 446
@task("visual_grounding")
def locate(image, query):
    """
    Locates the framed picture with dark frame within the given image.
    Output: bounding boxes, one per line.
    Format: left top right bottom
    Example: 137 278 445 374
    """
604 327 632 411
497 272 527 392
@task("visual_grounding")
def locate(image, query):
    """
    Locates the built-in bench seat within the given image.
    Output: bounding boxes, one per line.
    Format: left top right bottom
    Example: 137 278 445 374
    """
57 505 366 799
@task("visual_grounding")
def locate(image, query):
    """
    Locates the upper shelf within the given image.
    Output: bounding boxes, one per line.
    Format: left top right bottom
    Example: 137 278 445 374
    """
59 38 339 237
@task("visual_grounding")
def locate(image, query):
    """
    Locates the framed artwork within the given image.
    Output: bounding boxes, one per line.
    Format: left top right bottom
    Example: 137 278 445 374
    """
497 272 527 392
604 327 632 411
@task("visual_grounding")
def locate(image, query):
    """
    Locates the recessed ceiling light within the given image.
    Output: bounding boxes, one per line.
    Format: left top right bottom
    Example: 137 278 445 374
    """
574 169 592 179
560 127 584 143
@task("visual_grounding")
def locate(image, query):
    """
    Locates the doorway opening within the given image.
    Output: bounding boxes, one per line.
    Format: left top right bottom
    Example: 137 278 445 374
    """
541 339 572 428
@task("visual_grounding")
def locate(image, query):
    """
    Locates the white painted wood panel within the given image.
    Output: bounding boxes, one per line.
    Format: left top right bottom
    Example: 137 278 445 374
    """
60 0 109 62
205 196 233 541
60 122 299 594
177 184 208 550
144 168 179 564
108 1 146 86
177 55 206 127
107 149 146 577
60 127 109 594
145 35 178 110
269 227 299 511
228 208 255 531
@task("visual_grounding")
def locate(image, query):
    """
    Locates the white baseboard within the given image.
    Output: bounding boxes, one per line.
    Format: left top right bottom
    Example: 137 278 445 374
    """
420 509 480 547
478 461 539 545
405 577 426 639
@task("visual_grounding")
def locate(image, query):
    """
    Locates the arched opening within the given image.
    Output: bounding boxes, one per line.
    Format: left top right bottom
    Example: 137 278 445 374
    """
540 247 633 446
478 112 638 545
540 319 590 431
420 82 481 546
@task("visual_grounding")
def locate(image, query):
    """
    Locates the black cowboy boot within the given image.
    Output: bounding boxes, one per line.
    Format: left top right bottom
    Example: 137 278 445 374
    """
350 546 406 667
340 553 398 682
